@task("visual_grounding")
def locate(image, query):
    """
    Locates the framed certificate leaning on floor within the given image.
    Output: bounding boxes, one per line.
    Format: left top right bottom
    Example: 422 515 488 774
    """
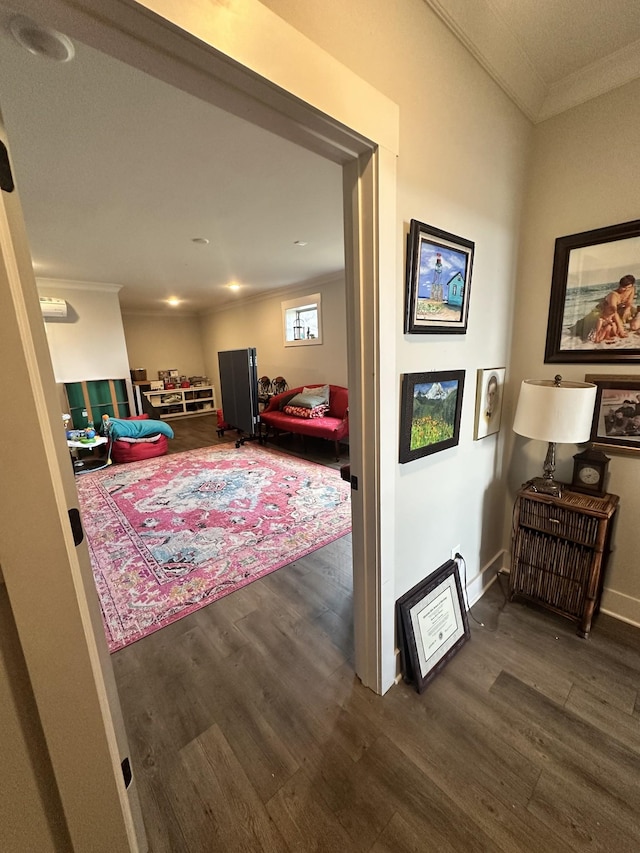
396 559 470 693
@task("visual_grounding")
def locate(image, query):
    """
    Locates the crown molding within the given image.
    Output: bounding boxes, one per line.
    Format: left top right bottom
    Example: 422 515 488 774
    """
423 0 545 122
538 38 640 122
120 308 199 318
200 271 345 318
423 0 640 124
36 277 122 293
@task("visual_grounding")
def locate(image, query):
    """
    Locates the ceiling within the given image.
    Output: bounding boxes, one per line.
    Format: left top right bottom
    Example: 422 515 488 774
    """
424 0 640 121
1 2 638 314
0 6 345 314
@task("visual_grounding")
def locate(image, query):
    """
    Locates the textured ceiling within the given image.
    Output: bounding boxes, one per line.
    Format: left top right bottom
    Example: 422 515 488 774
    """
424 0 640 120
0 9 344 314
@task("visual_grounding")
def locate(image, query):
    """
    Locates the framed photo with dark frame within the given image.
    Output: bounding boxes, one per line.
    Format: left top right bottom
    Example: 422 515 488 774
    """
404 219 474 334
585 373 640 455
545 219 640 363
396 559 470 693
399 370 465 463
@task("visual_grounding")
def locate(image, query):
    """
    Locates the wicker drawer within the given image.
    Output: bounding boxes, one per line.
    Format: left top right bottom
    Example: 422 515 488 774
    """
510 486 618 638
511 529 591 618
517 497 599 546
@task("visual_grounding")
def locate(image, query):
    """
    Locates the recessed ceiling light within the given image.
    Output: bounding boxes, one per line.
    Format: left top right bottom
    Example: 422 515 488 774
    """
191 237 209 244
294 240 308 247
9 15 75 62
167 297 181 306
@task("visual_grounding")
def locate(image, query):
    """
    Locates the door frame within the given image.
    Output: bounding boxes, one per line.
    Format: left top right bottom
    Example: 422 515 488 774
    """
0 120 145 849
1 0 399 843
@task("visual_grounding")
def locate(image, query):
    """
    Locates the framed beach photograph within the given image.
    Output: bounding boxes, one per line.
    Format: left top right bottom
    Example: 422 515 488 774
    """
404 219 474 334
545 219 640 363
396 559 470 693
399 370 464 463
474 367 505 440
585 374 640 455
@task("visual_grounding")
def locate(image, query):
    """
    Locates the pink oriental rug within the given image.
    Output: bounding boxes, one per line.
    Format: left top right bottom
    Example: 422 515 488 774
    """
76 444 351 652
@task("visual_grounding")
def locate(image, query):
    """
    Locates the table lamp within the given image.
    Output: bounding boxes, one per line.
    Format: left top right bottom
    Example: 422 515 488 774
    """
512 374 597 498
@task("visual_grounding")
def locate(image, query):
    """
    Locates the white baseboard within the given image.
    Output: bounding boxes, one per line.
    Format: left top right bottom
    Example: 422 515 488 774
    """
461 549 508 608
600 588 640 629
475 551 640 629
392 557 638 679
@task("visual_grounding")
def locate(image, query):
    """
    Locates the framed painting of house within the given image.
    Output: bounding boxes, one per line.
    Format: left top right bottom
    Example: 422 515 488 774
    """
396 559 470 693
399 370 465 463
544 219 640 363
404 219 474 334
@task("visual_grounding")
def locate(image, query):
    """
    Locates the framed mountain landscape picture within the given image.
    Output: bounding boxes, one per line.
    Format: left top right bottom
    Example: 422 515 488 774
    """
399 370 465 463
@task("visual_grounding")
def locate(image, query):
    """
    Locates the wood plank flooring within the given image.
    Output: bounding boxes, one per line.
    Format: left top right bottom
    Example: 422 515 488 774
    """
112 416 640 851
166 412 347 469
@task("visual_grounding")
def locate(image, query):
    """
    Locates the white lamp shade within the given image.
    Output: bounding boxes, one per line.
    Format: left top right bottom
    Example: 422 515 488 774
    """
513 379 597 444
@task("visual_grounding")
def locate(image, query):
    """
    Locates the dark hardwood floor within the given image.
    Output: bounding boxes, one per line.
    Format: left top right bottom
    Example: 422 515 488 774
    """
112 415 640 852
166 412 348 470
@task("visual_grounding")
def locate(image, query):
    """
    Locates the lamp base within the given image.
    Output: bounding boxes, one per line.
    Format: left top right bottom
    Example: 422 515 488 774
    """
529 476 563 498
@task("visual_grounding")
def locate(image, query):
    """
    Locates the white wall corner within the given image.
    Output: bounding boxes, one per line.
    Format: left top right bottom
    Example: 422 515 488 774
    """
422 0 545 122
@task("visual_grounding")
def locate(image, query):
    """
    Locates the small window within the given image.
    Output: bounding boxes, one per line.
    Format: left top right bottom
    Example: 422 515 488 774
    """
282 293 323 346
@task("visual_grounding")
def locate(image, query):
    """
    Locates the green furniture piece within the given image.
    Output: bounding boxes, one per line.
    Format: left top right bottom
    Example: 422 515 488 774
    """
64 379 131 429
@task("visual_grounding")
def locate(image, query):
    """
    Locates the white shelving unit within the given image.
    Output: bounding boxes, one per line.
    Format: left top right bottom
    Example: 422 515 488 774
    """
143 385 216 420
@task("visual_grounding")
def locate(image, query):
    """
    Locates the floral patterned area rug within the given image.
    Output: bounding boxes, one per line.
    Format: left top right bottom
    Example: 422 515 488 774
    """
76 443 351 652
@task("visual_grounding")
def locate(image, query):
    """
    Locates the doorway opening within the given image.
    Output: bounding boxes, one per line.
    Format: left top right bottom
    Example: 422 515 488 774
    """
0 3 397 846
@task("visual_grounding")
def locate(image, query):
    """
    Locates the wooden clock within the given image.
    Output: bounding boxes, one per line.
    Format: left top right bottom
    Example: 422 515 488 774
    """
571 447 610 496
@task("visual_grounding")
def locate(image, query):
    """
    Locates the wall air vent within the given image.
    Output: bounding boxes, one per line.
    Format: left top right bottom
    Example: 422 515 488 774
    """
40 296 68 319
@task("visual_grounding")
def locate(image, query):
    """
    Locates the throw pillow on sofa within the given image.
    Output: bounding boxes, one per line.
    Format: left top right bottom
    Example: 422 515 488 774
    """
287 391 327 409
278 392 299 410
282 404 329 419
302 384 330 405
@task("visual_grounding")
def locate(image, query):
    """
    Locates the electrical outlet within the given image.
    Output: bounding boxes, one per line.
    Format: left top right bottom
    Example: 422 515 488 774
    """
451 544 461 560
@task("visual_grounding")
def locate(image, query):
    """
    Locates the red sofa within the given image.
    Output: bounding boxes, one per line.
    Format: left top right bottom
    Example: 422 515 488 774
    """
260 384 348 459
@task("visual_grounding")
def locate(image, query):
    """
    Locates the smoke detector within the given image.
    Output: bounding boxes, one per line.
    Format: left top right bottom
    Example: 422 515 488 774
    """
9 15 75 62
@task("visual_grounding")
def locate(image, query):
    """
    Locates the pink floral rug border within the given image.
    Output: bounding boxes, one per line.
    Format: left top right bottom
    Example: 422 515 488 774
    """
76 444 351 652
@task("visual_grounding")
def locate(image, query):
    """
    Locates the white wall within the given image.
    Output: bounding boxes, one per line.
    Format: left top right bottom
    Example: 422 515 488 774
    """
262 0 532 599
507 78 640 626
199 274 347 398
121 311 207 382
37 279 131 384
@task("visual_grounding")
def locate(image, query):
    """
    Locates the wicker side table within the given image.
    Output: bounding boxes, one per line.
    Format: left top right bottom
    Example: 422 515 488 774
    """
510 486 619 638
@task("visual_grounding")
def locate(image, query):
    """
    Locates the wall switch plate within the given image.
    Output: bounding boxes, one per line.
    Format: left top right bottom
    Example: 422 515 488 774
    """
451 544 461 560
